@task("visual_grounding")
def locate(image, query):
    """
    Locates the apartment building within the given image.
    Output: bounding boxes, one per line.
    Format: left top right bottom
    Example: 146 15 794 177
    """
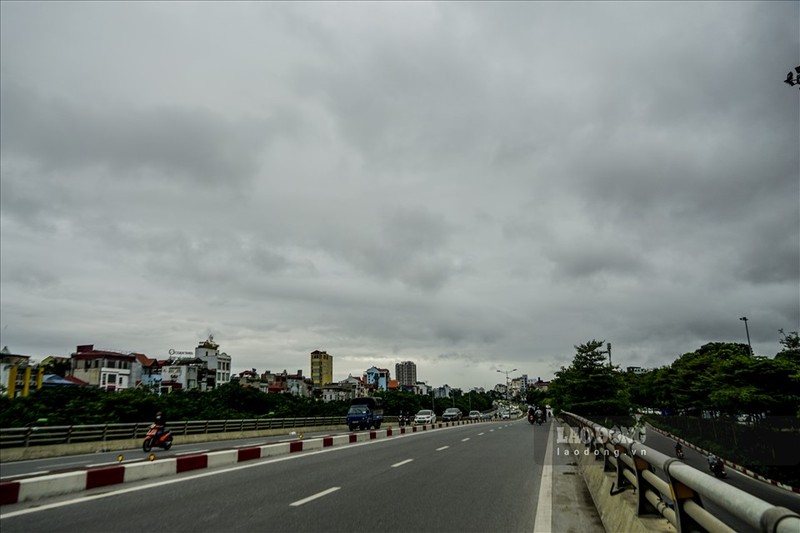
395 361 417 387
310 350 333 389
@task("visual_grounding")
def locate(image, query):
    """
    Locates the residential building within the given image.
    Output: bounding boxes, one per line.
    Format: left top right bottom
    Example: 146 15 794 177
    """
395 361 417 387
194 335 231 388
415 381 431 396
69 344 136 391
364 366 390 391
434 384 453 399
161 357 207 392
310 350 333 389
320 375 363 402
1 346 33 397
132 354 161 392
286 369 313 397
510 374 529 399
531 377 550 392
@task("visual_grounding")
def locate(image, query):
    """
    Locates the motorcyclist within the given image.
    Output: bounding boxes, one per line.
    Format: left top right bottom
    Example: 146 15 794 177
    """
707 453 716 470
153 411 167 441
675 441 683 457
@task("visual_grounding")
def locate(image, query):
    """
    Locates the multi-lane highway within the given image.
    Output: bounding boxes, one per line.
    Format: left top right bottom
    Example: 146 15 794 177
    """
2 418 798 532
2 420 584 533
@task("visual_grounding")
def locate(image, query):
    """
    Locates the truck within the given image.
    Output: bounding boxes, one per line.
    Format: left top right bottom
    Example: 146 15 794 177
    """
346 397 384 431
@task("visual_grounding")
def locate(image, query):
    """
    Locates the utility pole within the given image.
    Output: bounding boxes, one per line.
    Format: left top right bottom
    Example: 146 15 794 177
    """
739 317 753 355
607 343 612 367
497 368 517 402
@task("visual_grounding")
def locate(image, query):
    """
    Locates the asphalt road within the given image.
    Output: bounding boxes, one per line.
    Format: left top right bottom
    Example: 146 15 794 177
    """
642 426 800 515
1 421 557 533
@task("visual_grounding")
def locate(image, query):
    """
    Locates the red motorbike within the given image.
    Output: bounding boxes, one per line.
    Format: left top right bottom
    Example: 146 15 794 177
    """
143 424 173 452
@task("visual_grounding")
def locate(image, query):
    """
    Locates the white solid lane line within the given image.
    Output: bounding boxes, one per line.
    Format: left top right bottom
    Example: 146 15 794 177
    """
391 459 414 468
290 487 340 507
533 422 554 532
174 449 210 456
86 459 144 468
0 471 50 481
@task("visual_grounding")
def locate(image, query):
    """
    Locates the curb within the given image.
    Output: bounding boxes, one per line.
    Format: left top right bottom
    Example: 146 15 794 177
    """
648 425 800 494
0 420 479 506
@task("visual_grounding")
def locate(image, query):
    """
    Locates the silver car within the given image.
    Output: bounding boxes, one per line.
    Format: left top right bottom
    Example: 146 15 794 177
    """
414 409 436 425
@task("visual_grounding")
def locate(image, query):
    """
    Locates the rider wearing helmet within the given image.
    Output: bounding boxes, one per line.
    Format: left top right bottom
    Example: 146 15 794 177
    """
154 411 167 440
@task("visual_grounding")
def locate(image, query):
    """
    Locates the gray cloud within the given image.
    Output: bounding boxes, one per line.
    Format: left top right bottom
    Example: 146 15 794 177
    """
1 1 797 389
0 83 271 187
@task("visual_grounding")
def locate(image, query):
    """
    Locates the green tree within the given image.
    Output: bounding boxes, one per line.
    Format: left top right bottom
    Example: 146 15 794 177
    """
548 339 630 416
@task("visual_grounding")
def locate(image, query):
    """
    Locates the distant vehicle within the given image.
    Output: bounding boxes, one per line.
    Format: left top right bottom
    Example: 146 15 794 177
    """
442 407 462 421
346 397 384 431
501 411 510 419
468 410 481 420
414 409 436 425
481 412 493 419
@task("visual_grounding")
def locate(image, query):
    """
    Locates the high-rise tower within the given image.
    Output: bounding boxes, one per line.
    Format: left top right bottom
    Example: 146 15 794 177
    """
310 350 333 389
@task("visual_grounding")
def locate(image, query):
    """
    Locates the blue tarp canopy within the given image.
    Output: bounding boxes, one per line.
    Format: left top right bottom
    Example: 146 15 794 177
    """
41 374 80 386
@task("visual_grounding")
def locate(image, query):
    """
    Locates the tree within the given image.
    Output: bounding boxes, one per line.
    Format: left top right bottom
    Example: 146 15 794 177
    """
548 339 630 416
776 329 800 365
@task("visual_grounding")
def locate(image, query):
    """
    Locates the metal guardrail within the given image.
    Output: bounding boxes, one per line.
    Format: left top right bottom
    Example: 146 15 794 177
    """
0 416 350 448
561 412 800 533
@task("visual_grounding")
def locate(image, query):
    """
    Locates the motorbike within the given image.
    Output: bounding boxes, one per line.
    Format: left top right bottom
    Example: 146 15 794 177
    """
528 412 544 425
143 424 173 452
710 459 727 478
675 447 685 459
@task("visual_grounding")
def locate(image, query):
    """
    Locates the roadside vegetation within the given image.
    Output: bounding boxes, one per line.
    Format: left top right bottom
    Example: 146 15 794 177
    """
544 331 800 487
0 382 497 428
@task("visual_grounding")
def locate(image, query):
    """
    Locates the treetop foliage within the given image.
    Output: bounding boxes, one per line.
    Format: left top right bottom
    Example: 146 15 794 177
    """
549 333 800 419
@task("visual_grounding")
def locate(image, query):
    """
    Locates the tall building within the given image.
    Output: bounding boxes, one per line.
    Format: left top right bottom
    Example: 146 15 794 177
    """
395 361 417 387
310 350 333 389
194 335 231 388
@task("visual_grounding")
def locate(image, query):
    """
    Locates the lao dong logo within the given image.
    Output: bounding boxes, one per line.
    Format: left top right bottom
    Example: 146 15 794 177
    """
555 417 648 458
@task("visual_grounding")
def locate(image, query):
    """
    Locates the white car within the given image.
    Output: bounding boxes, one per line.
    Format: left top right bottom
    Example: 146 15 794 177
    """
468 410 481 420
414 409 436 425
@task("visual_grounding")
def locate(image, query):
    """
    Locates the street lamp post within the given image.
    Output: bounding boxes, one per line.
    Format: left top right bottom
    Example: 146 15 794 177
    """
497 368 517 402
739 317 753 355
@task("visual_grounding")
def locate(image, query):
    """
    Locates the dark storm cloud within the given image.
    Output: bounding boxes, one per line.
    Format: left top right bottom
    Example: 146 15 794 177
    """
0 83 271 186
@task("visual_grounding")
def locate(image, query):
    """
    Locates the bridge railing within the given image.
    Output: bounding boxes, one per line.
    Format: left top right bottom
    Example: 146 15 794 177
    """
560 411 800 533
0 416 351 448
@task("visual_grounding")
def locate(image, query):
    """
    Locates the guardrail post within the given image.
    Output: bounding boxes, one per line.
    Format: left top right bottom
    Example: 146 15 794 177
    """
631 446 659 516
66 425 73 444
24 427 32 447
664 458 703 532
613 443 632 492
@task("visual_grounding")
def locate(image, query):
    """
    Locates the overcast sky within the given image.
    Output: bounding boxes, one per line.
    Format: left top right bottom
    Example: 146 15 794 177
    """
1 2 798 391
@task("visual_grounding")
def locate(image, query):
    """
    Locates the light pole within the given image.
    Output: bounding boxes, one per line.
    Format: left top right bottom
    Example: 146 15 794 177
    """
739 317 753 355
497 368 517 402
